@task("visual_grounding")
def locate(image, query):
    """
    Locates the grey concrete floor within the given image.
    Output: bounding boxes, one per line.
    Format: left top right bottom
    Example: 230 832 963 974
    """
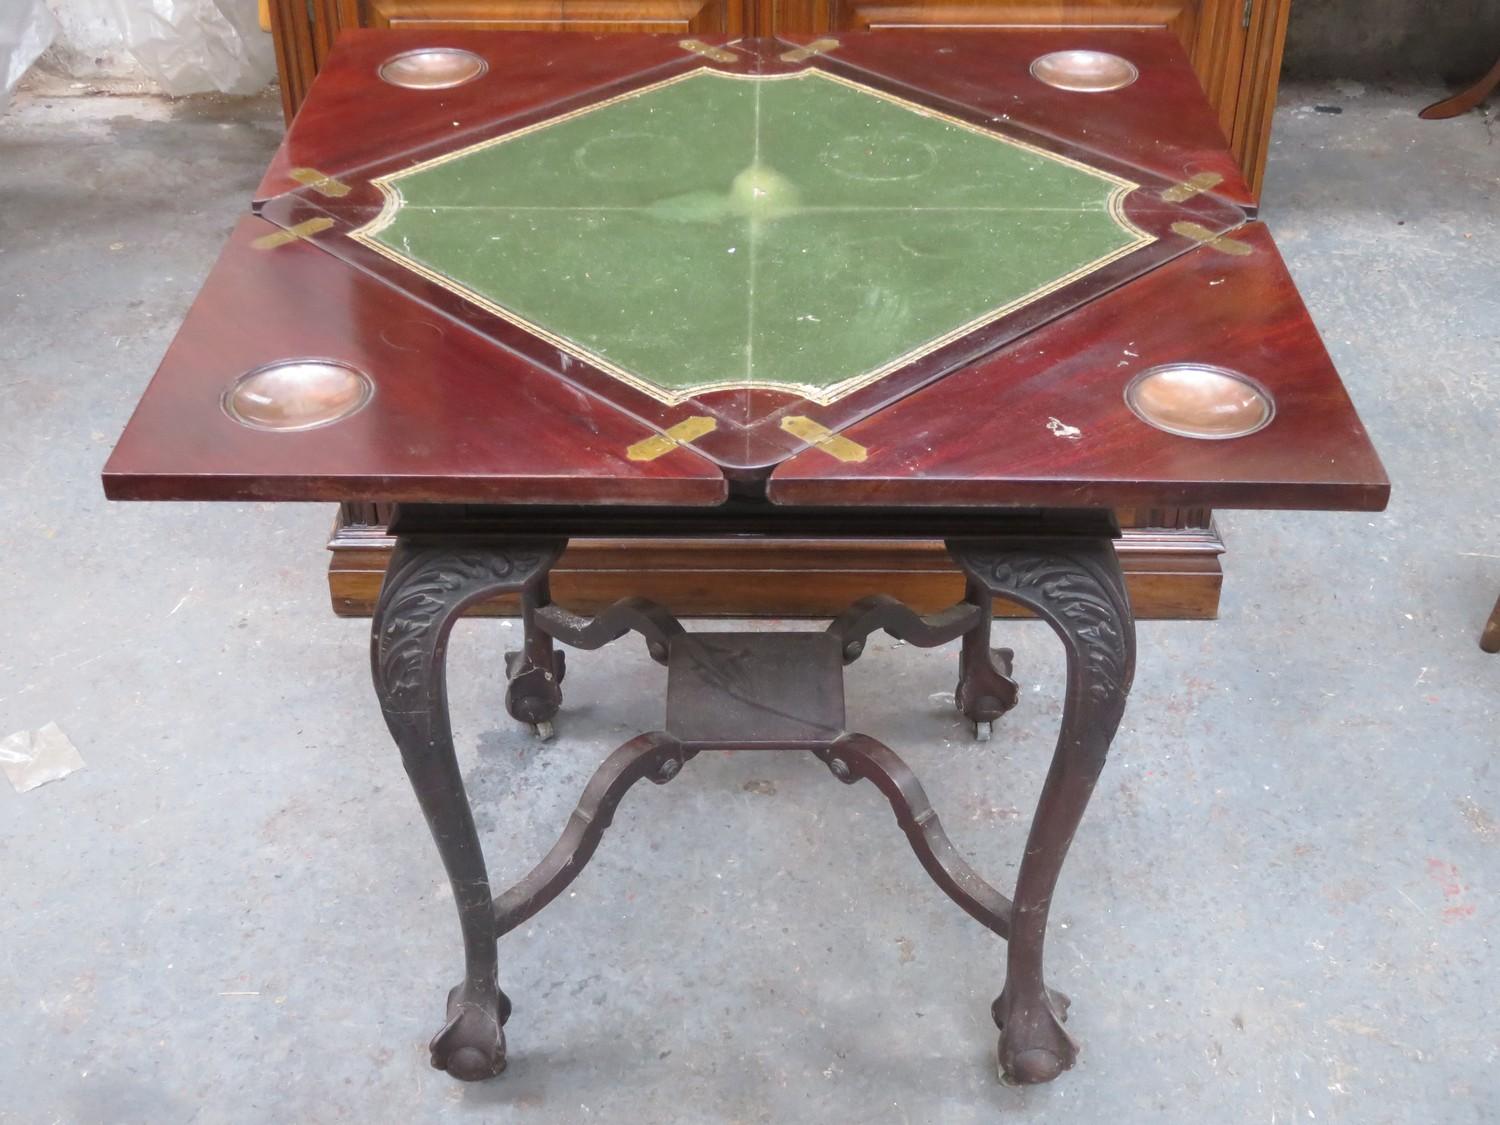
1 81 1496 1124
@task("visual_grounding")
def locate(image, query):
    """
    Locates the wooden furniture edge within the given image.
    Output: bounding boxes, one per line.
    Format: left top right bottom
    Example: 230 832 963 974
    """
325 507 1226 619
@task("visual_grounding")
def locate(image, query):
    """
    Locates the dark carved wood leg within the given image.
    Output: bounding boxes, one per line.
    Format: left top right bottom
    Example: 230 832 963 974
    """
371 537 565 1081
949 536 1135 1086
955 576 1020 741
827 593 981 664
505 575 567 739
532 595 683 665
814 733 1014 938
492 731 693 935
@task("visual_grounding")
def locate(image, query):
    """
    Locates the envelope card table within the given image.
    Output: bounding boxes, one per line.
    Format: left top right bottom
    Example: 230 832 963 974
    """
105 29 1388 1087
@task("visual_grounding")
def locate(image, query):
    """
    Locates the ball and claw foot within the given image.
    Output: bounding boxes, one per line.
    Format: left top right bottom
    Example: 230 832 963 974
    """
429 983 511 1082
992 985 1076 1086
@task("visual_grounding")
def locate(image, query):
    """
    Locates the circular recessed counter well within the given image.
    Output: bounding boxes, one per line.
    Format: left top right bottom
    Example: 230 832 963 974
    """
1029 50 1140 93
378 48 488 90
1124 364 1274 440
223 360 373 432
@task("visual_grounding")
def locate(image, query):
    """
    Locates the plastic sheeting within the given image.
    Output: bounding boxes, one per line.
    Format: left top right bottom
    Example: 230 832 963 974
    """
109 0 275 96
1 0 274 105
1 0 56 112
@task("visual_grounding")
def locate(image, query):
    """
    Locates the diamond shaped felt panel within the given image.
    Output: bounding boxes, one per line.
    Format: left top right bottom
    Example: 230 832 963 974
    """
258 39 1251 472
364 206 755 400
351 68 1148 405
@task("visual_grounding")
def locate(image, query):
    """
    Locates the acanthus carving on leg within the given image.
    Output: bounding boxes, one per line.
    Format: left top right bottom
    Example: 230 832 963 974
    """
371 536 565 1081
948 536 1135 1086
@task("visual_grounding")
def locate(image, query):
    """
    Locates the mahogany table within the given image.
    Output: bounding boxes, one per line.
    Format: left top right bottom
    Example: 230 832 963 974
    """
104 29 1388 1087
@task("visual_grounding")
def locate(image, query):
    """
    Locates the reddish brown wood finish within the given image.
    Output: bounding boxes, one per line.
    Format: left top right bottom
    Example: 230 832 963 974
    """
102 216 727 506
110 31 1385 517
259 29 1250 207
256 31 1253 473
266 2 1293 198
785 28 1257 212
769 223 1389 512
327 527 1225 617
254 30 711 204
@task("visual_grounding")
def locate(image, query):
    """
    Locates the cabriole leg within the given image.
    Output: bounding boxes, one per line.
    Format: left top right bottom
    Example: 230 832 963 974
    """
949 536 1135 1085
371 537 564 1081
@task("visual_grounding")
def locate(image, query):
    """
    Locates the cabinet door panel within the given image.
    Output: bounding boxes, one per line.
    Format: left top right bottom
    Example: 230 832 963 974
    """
809 0 1198 37
355 0 738 34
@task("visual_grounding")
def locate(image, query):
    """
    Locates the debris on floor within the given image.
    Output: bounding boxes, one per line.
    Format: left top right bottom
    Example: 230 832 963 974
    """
0 722 85 793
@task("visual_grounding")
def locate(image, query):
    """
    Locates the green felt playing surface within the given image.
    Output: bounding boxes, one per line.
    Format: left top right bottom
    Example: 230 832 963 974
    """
353 68 1150 404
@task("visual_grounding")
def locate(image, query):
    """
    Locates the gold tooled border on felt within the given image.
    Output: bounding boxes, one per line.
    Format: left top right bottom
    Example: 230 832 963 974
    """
350 68 1159 407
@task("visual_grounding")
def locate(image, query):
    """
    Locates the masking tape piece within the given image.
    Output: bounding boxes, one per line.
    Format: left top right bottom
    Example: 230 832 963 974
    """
679 39 737 63
627 416 718 461
780 415 867 462
289 167 352 198
1171 221 1253 257
251 217 335 250
1160 172 1224 203
780 38 840 63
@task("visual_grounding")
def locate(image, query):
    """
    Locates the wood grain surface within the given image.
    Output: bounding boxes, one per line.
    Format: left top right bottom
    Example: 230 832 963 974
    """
768 222 1389 511
102 216 727 506
110 31 1384 517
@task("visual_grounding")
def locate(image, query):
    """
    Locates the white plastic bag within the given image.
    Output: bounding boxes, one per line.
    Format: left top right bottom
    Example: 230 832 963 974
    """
110 0 274 95
0 0 57 112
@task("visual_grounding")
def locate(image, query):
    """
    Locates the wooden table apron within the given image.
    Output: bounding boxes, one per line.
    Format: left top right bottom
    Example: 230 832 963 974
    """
101 29 1390 1090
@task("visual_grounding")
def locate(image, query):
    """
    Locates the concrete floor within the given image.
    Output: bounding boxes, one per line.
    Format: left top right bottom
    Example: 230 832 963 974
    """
1 82 1496 1124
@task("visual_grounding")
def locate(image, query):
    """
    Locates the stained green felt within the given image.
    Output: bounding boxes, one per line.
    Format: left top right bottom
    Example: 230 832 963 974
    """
358 69 1146 401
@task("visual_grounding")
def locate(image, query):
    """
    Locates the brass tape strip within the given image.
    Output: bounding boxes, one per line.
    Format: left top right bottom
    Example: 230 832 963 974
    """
627 416 717 461
780 416 867 462
1160 171 1223 203
1171 221 1252 257
251 217 335 250
780 38 840 64
289 167 352 198
678 39 737 63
